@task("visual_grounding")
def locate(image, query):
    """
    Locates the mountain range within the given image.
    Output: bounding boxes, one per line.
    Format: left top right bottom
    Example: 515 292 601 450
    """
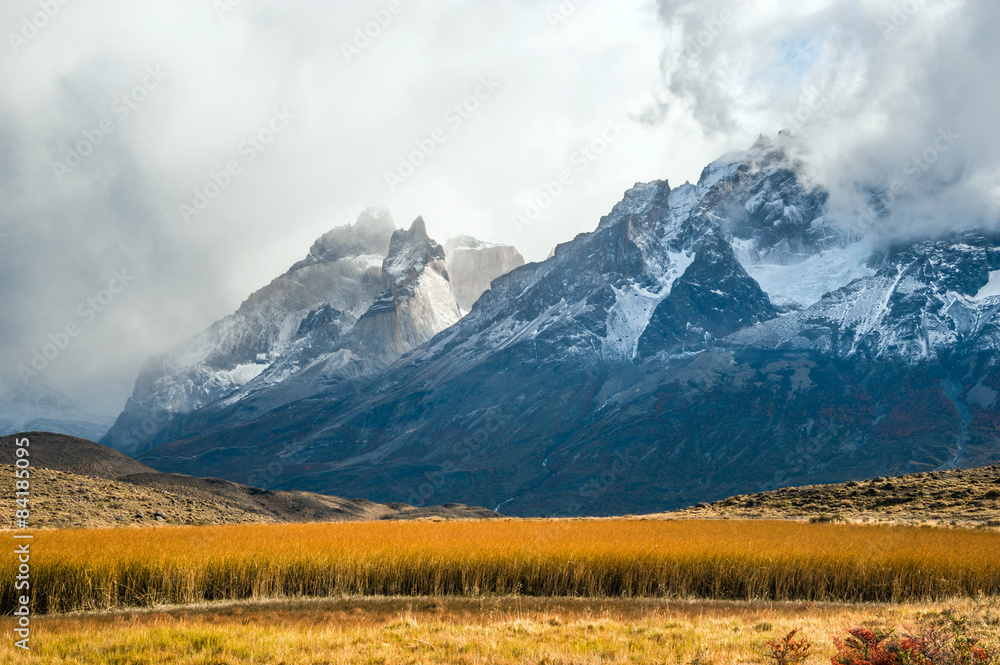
85 135 1000 516
100 207 524 458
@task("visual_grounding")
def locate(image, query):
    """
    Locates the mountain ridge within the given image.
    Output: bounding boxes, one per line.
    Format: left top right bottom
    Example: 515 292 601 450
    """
115 135 1000 517
101 212 523 454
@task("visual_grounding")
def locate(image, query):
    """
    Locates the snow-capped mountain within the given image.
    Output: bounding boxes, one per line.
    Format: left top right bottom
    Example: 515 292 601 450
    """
102 210 509 455
445 236 524 314
129 136 1000 516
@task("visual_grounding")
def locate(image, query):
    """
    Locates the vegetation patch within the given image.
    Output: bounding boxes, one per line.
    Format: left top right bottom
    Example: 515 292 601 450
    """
3 520 999 614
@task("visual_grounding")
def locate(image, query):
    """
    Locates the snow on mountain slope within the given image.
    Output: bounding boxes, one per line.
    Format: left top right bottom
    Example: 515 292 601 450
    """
728 232 1000 361
743 240 876 309
976 270 1000 299
516 136 860 329
602 249 694 360
411 180 696 370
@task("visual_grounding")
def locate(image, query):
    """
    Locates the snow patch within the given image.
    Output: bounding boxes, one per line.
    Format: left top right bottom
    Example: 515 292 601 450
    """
666 184 699 224
975 270 1000 300
603 251 695 359
744 241 875 308
220 362 269 385
352 253 387 270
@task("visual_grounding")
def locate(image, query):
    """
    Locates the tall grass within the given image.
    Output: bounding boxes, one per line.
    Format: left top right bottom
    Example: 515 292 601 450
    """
3 520 998 613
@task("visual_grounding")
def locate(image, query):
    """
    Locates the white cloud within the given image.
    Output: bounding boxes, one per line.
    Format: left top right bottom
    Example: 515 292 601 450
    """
0 0 669 412
652 0 999 237
2 0 997 415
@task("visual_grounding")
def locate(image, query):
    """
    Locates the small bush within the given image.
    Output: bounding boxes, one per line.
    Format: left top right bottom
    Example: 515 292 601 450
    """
767 628 814 665
810 514 844 524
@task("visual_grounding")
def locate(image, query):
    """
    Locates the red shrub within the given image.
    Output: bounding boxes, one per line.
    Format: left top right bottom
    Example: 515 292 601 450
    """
832 627 901 665
832 612 995 665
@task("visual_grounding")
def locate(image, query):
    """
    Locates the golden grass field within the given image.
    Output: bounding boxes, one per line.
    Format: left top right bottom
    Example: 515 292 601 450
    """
4 519 999 615
1 596 998 665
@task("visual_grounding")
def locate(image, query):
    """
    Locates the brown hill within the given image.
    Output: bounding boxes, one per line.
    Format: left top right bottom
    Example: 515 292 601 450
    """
2 431 156 478
1 432 498 529
668 465 1000 526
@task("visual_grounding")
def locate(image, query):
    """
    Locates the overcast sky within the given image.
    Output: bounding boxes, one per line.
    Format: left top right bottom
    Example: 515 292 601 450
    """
1 0 997 416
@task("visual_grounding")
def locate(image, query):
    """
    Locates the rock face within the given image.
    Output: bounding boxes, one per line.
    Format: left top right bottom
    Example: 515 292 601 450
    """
102 210 464 455
445 237 525 314
351 218 461 366
126 135 1000 517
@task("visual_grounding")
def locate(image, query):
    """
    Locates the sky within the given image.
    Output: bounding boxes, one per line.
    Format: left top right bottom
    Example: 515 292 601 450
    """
0 0 997 416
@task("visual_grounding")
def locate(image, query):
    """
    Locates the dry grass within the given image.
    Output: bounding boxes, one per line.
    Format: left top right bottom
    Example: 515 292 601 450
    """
3 520 1000 614
0 466 268 529
1 596 999 664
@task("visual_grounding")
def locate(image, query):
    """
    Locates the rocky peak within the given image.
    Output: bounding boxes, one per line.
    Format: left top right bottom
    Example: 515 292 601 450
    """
349 217 461 365
598 180 672 233
101 209 404 454
693 135 850 268
445 236 526 315
287 207 396 274
637 229 778 358
380 217 447 282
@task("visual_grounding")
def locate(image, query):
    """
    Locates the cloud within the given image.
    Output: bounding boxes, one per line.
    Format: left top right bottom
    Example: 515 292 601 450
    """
6 0 995 418
653 0 1000 237
0 0 667 413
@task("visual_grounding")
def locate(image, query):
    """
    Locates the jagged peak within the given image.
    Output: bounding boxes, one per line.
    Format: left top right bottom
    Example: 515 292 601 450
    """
389 217 434 249
383 217 447 282
287 208 398 275
597 180 671 230
751 132 772 150
409 215 428 236
625 180 671 204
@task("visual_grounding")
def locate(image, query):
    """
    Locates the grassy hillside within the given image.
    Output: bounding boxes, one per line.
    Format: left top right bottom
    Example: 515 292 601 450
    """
669 464 1000 526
